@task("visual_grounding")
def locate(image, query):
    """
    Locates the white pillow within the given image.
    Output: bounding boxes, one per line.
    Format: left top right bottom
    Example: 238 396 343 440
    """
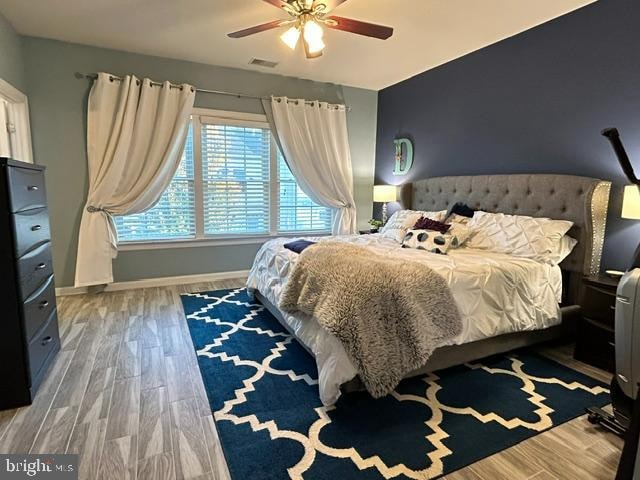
381 209 447 243
466 211 573 263
549 235 578 265
447 213 473 225
449 223 474 246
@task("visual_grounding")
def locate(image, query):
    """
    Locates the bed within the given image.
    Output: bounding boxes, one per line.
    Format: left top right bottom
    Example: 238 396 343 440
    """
246 174 611 405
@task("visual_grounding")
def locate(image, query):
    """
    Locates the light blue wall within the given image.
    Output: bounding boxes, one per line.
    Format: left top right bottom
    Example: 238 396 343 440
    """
21 37 378 287
0 11 26 92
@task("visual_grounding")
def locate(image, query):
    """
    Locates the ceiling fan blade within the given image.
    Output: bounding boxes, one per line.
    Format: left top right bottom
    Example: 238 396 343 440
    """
325 15 393 40
313 0 348 13
228 20 287 38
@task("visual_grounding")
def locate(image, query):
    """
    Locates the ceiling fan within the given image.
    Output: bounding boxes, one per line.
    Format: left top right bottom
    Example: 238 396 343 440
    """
228 0 394 59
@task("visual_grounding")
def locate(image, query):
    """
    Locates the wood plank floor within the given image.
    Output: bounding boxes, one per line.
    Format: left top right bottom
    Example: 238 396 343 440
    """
0 278 623 479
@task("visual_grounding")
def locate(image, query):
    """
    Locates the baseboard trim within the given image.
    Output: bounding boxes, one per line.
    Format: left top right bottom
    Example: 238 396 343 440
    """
55 270 250 296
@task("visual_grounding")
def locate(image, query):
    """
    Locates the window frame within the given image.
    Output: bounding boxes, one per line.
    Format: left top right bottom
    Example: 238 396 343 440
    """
118 108 332 250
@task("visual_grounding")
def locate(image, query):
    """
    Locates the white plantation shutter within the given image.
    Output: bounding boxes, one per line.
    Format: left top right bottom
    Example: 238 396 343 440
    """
113 110 332 244
277 153 332 232
114 123 196 241
201 122 271 235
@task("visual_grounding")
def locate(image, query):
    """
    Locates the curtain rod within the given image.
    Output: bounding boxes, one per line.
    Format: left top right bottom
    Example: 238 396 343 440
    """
74 72 350 111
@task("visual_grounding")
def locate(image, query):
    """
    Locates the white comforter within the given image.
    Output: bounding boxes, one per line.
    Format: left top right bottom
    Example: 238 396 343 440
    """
246 234 563 405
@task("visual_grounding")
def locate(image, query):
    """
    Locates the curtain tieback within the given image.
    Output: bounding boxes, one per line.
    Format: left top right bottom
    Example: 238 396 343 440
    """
86 205 108 213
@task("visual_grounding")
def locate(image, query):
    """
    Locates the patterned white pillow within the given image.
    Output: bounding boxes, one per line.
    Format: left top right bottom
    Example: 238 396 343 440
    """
381 209 446 243
401 224 473 254
466 211 573 263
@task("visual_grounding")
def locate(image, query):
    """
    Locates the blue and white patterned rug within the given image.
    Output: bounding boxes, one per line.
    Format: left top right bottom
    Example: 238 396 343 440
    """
181 288 610 480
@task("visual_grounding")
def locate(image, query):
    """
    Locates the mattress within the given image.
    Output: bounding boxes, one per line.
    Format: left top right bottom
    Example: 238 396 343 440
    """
246 234 563 405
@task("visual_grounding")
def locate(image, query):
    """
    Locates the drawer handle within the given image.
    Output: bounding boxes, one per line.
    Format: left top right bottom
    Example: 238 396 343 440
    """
610 305 616 311
41 336 53 346
39 300 49 309
27 185 39 191
608 341 615 347
31 225 42 231
36 263 47 270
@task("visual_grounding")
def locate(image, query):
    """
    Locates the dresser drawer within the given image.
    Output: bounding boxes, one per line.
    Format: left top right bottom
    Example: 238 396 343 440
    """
27 311 60 386
12 208 51 257
581 284 616 326
22 275 56 340
7 166 47 213
17 242 54 300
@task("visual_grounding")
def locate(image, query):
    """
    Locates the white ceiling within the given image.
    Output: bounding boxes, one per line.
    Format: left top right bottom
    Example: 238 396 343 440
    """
0 0 596 90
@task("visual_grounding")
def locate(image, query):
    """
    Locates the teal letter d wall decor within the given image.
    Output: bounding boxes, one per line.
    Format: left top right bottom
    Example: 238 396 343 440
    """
392 138 413 176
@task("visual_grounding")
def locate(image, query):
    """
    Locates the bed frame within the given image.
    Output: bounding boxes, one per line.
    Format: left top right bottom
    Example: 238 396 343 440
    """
255 173 612 389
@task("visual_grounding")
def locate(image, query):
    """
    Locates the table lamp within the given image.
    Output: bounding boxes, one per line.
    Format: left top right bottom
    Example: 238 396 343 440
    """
603 128 640 270
622 185 640 220
373 185 397 224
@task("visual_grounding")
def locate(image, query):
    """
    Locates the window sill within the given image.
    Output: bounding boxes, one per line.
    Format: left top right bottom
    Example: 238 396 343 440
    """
117 232 332 251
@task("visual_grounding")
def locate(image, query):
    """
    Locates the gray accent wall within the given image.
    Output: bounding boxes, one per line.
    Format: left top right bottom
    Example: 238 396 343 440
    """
21 37 377 287
0 11 26 92
375 0 640 271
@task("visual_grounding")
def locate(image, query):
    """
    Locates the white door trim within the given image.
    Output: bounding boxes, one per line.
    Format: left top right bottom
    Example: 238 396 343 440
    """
0 78 33 163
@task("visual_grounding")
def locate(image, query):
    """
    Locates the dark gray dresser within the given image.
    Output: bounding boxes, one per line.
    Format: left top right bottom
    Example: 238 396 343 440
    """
0 157 60 410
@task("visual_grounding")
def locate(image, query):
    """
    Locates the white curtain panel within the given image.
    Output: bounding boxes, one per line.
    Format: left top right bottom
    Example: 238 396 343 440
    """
269 96 357 235
0 100 11 157
74 73 195 287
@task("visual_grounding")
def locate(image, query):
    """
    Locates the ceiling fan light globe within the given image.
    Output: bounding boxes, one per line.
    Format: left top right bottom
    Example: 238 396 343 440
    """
280 26 301 49
306 37 325 54
303 19 324 43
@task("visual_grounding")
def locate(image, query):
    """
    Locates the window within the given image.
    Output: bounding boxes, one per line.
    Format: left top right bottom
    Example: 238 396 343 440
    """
115 109 332 244
201 122 271 235
115 125 196 241
277 153 332 232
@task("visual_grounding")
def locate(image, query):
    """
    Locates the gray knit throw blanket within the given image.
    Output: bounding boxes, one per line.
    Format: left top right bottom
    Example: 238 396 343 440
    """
279 242 462 398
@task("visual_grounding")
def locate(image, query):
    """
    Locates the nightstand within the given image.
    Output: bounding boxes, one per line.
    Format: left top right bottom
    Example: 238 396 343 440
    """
574 274 620 372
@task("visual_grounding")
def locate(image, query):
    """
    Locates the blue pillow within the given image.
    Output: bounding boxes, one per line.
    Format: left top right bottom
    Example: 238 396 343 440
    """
284 240 316 254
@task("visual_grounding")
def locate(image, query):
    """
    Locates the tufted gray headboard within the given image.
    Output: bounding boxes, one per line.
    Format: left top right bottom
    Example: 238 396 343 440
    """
399 174 611 276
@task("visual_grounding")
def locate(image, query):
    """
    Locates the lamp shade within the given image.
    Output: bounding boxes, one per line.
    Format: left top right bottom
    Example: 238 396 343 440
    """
373 185 397 203
622 185 640 220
